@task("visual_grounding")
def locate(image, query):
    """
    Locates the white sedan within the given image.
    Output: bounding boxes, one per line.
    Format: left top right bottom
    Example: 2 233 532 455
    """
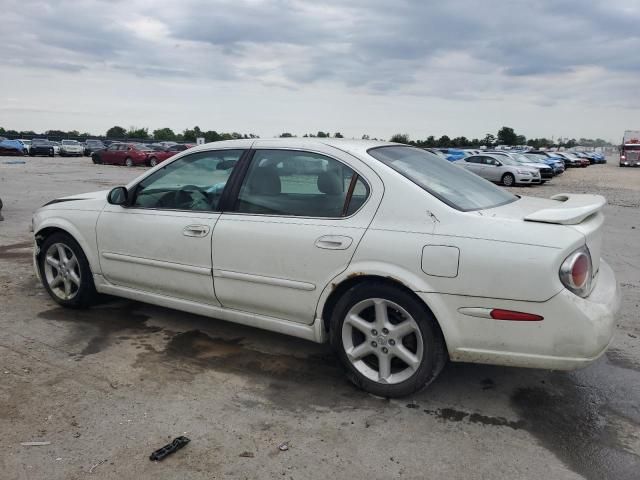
32 139 621 397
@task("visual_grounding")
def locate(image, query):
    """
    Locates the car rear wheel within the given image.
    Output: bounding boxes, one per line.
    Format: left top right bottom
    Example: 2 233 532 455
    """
124 157 133 167
330 282 446 398
502 173 515 186
38 232 98 308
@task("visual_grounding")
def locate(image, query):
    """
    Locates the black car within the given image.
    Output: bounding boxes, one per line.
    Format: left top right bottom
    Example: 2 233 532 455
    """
29 139 55 157
84 139 106 156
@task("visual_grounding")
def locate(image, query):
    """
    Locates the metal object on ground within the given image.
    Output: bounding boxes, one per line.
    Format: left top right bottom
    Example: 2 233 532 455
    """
149 436 191 461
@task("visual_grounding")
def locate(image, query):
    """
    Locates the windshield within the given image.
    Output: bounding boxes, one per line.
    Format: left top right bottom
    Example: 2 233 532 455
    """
624 145 640 151
62 140 78 145
524 153 547 162
368 146 516 212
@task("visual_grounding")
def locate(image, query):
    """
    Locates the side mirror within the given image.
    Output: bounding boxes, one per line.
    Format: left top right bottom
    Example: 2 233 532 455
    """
108 186 128 206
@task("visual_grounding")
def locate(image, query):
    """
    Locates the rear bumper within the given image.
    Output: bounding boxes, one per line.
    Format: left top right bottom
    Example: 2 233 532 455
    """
416 259 620 370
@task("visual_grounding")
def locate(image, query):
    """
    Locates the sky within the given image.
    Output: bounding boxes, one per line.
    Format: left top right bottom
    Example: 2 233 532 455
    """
1 0 639 142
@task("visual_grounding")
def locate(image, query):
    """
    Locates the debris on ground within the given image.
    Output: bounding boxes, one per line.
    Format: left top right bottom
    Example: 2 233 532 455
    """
239 451 255 458
278 442 289 452
89 459 107 473
149 436 191 461
20 441 51 446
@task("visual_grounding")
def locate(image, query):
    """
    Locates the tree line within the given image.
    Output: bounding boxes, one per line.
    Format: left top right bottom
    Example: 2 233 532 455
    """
1 125 612 148
388 127 612 149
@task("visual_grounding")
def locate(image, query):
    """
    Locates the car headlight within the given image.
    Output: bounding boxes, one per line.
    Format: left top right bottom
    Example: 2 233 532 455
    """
517 169 531 175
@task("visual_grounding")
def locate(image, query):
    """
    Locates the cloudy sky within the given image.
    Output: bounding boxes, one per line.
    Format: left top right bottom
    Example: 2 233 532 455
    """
1 0 639 141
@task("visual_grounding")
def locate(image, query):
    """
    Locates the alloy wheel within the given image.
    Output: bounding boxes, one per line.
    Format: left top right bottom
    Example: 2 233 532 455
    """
43 242 81 301
341 298 423 384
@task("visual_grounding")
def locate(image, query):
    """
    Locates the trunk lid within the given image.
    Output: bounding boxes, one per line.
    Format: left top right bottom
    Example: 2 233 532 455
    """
482 193 606 275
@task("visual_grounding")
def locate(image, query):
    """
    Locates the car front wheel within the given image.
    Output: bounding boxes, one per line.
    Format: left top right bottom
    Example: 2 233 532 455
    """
330 282 446 397
149 157 158 167
502 173 515 186
38 232 98 308
124 157 133 167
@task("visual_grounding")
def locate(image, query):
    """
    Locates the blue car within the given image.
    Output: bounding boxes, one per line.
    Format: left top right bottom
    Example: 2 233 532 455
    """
523 152 564 174
0 139 27 156
438 148 467 162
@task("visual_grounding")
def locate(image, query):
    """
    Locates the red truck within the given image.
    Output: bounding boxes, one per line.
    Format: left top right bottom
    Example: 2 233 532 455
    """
620 130 640 167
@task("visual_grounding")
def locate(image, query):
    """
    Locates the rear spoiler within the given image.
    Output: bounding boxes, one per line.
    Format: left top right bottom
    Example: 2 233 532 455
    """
524 194 606 225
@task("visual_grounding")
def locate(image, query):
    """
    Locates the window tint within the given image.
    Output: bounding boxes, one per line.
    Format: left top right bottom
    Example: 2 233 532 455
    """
368 146 516 212
132 149 243 211
108 144 119 151
466 156 481 164
236 149 367 217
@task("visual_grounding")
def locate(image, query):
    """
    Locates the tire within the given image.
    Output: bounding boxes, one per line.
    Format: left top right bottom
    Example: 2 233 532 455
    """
330 282 446 398
92 155 100 164
38 232 98 308
49 148 55 157
502 173 515 186
124 157 133 167
148 157 158 167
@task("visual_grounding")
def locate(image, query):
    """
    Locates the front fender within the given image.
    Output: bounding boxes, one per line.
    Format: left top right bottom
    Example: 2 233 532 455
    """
34 214 101 274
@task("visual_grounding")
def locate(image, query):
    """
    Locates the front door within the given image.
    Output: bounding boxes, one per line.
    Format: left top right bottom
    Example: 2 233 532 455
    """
211 144 381 324
96 148 245 304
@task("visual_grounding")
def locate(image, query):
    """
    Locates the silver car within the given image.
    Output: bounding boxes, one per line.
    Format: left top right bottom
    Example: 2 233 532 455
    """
455 154 541 186
59 140 84 157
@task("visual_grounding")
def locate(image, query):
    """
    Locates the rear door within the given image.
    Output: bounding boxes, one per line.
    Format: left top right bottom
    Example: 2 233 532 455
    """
211 142 383 324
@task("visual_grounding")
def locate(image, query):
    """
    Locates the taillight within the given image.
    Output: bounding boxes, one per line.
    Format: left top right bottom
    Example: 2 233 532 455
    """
559 246 592 298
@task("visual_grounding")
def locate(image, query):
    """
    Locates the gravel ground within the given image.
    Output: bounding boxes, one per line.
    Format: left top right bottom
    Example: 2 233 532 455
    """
0 155 638 480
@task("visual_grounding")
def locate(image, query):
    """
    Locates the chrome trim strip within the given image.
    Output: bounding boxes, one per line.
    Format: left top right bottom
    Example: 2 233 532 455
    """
101 252 211 276
214 269 316 291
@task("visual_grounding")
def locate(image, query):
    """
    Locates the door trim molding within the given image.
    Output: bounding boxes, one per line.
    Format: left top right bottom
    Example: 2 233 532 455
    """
213 269 316 291
102 252 212 276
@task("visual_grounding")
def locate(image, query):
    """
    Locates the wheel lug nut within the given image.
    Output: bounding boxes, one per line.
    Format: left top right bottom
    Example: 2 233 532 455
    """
389 339 395 346
382 347 388 354
371 341 377 348
371 329 378 336
382 328 389 334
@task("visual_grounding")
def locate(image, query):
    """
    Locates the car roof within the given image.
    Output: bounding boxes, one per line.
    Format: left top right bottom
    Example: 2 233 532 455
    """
188 138 395 157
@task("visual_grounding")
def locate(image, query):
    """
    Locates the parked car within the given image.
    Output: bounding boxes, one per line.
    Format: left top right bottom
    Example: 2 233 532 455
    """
523 152 565 174
84 139 106 156
0 139 27 155
91 142 154 166
555 152 587 168
145 143 196 166
59 140 84 157
488 151 554 182
29 139 56 157
50 142 61 156
17 139 32 153
455 153 541 186
31 139 620 397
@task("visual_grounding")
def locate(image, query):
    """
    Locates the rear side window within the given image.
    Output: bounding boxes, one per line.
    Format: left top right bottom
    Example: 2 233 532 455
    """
235 149 369 218
368 146 516 212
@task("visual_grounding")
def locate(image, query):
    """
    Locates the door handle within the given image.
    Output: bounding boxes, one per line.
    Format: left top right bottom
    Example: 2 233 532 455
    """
183 225 210 237
315 235 353 250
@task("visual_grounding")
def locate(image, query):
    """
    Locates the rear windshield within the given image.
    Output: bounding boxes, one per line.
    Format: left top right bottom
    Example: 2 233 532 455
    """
368 146 517 212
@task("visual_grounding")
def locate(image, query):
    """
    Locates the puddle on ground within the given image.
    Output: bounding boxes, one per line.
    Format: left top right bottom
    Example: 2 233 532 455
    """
0 241 33 261
423 407 524 429
38 302 159 356
511 382 639 480
606 349 640 372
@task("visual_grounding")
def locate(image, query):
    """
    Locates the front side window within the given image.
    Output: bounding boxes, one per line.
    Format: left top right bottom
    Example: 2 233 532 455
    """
235 149 368 218
132 149 243 211
368 146 516 212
